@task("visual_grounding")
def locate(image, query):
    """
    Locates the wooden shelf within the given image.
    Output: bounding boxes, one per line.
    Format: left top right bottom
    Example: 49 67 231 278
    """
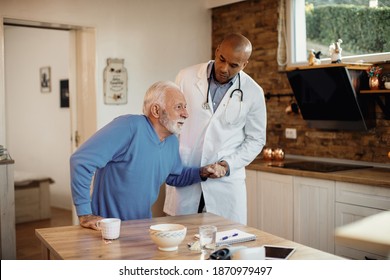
286 63 371 71
360 89 390 94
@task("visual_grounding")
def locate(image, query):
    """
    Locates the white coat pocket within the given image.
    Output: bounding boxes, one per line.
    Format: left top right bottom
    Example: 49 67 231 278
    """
223 95 247 126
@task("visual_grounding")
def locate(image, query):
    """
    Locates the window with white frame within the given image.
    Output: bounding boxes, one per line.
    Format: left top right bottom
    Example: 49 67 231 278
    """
286 0 390 65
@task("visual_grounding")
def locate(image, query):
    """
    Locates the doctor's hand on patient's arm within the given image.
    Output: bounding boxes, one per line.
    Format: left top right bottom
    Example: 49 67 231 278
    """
79 214 104 231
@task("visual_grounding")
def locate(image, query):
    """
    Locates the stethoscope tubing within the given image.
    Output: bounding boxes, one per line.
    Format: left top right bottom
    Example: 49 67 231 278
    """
203 72 243 110
203 71 244 125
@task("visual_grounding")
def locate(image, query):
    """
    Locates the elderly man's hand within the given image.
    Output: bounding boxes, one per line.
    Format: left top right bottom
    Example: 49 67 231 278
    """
200 161 229 179
79 214 105 230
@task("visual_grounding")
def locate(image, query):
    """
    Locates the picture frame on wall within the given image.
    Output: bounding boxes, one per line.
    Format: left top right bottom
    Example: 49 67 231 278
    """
40 66 51 93
103 58 128 105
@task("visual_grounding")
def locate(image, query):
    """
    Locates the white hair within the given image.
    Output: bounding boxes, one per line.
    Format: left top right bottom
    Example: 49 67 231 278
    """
143 81 180 115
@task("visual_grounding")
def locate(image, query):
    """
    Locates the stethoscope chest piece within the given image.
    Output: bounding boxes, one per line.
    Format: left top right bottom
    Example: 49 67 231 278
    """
202 102 210 110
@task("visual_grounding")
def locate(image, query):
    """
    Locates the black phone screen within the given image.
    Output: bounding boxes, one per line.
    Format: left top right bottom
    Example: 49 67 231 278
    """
264 246 296 260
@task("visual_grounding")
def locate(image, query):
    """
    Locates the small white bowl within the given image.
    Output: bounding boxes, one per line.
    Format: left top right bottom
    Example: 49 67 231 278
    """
149 224 187 251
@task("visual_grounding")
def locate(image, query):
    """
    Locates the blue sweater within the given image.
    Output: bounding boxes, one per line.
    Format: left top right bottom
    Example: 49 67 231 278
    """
70 115 201 220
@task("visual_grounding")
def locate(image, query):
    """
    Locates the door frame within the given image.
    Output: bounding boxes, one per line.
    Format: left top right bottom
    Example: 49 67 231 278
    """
1 17 97 149
0 17 97 224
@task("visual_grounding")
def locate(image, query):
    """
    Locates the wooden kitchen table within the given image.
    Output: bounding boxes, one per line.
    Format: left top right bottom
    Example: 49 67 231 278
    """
35 213 343 260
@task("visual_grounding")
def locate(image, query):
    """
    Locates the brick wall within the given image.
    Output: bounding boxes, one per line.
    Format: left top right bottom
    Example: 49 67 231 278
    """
212 0 390 164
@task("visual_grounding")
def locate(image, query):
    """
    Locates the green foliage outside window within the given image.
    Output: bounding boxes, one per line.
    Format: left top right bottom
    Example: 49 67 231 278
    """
306 5 390 55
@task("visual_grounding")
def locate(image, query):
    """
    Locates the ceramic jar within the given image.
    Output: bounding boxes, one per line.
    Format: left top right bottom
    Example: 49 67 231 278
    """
382 74 390 90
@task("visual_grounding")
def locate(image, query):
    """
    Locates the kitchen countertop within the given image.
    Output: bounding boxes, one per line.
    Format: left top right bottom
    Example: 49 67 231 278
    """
247 158 390 188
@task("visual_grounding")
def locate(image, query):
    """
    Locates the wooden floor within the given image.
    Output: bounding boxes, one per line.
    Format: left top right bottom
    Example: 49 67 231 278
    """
15 207 73 260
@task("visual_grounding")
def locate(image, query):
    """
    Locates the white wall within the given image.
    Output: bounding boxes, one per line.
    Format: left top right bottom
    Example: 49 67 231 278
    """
0 0 212 210
0 0 212 138
5 26 72 209
205 0 245 8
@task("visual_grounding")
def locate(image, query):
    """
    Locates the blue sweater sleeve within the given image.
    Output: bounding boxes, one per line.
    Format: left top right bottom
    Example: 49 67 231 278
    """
166 167 204 187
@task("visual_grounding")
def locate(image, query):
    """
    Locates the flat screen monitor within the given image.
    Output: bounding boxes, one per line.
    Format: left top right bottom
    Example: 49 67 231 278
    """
286 66 375 131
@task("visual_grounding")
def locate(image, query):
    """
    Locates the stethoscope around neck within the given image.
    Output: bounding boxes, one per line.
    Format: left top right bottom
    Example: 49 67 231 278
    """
202 72 244 124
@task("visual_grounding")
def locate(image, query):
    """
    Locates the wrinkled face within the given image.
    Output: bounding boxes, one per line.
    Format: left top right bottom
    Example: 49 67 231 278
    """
159 89 188 135
213 43 249 84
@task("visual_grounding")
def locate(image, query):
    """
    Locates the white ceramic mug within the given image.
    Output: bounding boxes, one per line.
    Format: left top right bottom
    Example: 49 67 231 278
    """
96 218 121 240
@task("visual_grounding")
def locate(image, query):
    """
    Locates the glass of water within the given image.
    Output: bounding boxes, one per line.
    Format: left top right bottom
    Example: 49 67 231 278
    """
199 225 217 254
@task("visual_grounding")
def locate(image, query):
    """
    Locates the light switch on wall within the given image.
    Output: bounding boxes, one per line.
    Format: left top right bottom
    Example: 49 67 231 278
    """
285 128 297 139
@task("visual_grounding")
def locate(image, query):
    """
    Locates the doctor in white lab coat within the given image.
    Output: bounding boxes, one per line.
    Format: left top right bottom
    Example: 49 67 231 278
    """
164 33 267 225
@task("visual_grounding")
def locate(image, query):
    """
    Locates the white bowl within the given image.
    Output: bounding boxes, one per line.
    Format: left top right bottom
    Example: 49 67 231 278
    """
149 224 187 251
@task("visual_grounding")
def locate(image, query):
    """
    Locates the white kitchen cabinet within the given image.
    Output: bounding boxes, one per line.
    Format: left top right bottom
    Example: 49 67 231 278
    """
246 168 390 258
335 203 386 259
246 170 293 240
0 161 16 259
335 181 390 209
258 171 294 240
334 181 390 259
293 176 335 254
245 170 259 228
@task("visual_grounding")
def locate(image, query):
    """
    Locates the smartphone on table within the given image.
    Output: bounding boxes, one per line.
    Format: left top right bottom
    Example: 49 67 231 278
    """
264 245 296 260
